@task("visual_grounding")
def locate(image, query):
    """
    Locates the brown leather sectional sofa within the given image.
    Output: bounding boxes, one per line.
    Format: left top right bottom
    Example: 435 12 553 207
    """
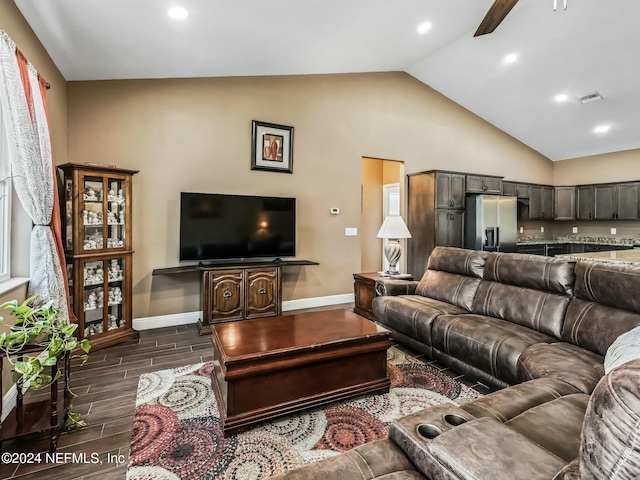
269 247 640 479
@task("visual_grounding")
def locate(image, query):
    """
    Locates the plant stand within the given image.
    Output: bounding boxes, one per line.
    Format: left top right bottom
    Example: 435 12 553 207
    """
0 346 71 453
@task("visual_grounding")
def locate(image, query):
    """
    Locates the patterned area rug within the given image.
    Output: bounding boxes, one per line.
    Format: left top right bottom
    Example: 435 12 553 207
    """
126 347 480 480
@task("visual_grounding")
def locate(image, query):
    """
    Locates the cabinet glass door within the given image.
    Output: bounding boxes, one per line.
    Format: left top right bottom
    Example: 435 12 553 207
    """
82 176 104 251
64 178 74 251
107 258 126 330
83 259 105 337
106 177 126 249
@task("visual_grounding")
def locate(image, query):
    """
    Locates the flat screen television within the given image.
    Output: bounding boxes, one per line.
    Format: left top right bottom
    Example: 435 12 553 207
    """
179 192 296 262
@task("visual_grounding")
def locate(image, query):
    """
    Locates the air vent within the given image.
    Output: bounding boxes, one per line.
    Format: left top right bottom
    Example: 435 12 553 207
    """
576 91 603 104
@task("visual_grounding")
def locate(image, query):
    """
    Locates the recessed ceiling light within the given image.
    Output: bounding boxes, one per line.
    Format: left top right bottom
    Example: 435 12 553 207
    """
168 6 188 20
554 94 569 102
593 124 611 134
417 22 432 35
502 53 518 64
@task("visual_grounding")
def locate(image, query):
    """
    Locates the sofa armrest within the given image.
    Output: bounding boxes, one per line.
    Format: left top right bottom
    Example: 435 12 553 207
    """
394 416 566 480
375 279 419 296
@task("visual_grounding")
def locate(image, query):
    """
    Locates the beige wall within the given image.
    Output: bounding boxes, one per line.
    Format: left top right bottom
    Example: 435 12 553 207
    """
67 73 552 318
554 149 640 185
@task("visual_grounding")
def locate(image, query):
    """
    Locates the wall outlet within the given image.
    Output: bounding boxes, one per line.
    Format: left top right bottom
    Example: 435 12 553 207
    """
345 227 358 236
572 227 578 234
330 207 340 215
540 226 545 233
611 227 617 235
519 226 523 234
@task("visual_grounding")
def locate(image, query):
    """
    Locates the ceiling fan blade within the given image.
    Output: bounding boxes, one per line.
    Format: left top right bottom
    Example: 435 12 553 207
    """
474 0 519 36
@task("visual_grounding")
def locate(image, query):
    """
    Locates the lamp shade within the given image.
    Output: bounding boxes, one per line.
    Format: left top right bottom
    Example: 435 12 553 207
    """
376 215 412 239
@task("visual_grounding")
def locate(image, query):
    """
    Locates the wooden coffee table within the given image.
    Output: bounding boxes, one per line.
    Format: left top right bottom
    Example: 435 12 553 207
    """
210 309 391 436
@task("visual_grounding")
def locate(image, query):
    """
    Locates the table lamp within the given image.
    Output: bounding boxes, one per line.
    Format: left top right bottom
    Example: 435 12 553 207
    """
376 215 412 274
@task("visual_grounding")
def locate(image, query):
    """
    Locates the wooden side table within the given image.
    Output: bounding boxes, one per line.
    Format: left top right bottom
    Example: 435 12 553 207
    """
0 347 71 453
353 272 413 320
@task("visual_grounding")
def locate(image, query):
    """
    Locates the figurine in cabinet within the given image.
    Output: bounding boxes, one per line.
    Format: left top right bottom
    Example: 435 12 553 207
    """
108 260 122 281
86 291 97 310
84 186 98 201
107 210 117 225
117 189 124 203
108 189 116 202
119 210 125 224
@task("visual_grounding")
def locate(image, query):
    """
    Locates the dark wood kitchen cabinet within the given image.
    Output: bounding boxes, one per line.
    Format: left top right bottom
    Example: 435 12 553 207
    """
529 185 554 220
407 171 466 279
503 182 530 198
576 186 595 220
435 172 466 209
554 186 576 220
466 175 502 195
593 183 640 220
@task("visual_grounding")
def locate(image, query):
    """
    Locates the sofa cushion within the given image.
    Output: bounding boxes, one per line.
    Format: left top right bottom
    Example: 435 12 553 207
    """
574 261 640 314
517 342 604 394
373 295 468 347
426 246 487 278
561 298 640 356
415 270 481 311
604 326 640 374
461 377 582 423
471 281 570 338
505 393 589 463
484 252 576 296
431 314 555 385
578 358 640 479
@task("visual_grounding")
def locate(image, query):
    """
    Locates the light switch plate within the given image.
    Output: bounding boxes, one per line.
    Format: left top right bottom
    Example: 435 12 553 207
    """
519 226 523 234
345 227 358 236
572 227 578 234
611 227 617 235
330 207 340 215
540 226 545 233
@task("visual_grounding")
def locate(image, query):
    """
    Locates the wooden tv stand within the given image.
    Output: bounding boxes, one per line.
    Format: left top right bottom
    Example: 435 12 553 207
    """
152 259 319 334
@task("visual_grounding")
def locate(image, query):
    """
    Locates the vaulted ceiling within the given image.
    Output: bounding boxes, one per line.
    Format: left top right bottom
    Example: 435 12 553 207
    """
15 0 640 161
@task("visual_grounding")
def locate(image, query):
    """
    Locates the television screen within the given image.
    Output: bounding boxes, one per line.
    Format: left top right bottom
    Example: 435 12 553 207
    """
179 192 296 262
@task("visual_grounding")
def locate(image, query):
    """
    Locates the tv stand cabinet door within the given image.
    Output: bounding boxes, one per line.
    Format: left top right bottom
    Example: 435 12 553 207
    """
245 267 281 319
205 270 244 323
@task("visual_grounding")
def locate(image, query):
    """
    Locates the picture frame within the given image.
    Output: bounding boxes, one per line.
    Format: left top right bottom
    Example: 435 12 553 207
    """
251 120 294 173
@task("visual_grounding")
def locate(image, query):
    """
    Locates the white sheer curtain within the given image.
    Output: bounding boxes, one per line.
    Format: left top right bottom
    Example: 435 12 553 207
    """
0 29 68 318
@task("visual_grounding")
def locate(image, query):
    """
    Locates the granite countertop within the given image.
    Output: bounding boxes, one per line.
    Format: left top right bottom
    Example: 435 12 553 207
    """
517 235 640 247
556 249 640 265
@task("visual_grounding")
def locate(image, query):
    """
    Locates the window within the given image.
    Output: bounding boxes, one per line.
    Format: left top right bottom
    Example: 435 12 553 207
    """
0 100 11 283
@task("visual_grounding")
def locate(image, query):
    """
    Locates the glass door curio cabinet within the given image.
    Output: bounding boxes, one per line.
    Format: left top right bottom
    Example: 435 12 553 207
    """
59 163 139 350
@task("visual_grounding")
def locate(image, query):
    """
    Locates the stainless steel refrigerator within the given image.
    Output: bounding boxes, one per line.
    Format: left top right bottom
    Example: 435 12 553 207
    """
465 195 517 252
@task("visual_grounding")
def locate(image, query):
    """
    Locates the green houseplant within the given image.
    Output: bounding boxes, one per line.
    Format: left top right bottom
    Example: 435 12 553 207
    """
0 296 91 427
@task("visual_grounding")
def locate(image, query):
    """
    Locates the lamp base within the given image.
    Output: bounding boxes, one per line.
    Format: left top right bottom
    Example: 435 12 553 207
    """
383 240 402 275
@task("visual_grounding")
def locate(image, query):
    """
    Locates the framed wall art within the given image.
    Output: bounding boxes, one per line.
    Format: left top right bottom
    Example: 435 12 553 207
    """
251 120 294 173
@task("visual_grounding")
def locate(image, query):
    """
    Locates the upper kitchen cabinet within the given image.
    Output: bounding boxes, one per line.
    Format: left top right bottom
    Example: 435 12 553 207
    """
594 183 640 220
594 184 616 220
529 185 554 220
502 182 530 198
465 175 503 195
435 172 466 209
616 182 640 220
576 185 594 220
554 186 576 221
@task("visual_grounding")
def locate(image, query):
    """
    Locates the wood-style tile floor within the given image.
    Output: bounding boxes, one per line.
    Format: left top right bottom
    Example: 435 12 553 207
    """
0 304 490 480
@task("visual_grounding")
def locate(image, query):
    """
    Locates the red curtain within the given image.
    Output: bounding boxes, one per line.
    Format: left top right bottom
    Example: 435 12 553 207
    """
14 49 75 321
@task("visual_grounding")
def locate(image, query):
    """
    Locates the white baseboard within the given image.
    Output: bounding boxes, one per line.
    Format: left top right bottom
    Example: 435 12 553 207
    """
282 293 354 311
133 310 201 331
1 384 17 422
132 293 355 331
